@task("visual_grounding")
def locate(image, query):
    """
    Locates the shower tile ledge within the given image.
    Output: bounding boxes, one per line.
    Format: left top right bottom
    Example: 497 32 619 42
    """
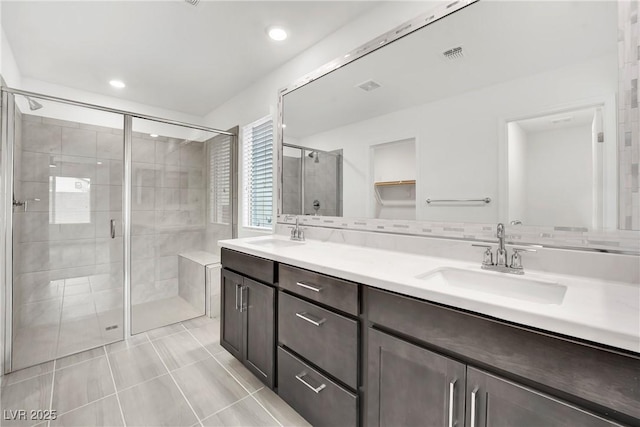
219 234 640 354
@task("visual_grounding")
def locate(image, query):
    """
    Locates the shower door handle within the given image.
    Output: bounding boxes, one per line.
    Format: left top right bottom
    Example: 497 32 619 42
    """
110 219 116 239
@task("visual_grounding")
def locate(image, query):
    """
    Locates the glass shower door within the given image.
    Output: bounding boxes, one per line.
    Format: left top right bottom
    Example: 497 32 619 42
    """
130 118 228 334
10 94 125 370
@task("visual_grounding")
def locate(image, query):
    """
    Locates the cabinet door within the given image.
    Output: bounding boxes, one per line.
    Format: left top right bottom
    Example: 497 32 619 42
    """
220 269 243 360
466 367 623 427
244 278 275 388
367 328 466 427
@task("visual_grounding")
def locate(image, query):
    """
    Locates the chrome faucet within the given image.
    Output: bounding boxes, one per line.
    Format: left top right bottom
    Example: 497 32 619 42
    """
472 223 535 275
289 216 305 241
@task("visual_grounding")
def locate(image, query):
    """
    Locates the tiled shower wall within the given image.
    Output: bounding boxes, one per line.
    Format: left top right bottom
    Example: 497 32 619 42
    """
130 134 207 305
282 156 301 214
303 152 342 216
619 0 640 230
13 114 124 340
282 152 343 216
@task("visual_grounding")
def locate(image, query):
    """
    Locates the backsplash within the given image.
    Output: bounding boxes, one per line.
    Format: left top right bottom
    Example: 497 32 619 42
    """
618 0 640 230
277 215 640 253
274 222 639 284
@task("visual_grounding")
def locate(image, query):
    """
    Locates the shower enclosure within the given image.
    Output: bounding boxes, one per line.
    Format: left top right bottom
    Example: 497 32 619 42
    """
282 143 342 216
0 87 236 372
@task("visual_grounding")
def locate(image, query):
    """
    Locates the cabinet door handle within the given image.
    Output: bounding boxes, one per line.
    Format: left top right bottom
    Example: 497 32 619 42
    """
235 283 241 311
448 379 456 427
240 285 246 312
470 387 479 427
296 281 322 292
110 219 116 239
295 311 326 326
295 372 326 394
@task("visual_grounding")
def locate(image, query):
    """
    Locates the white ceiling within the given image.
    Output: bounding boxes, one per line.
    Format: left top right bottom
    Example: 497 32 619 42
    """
1 1 380 115
283 1 617 138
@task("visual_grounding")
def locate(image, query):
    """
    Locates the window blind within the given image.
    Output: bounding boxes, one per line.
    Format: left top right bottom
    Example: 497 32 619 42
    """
209 135 231 225
242 116 273 229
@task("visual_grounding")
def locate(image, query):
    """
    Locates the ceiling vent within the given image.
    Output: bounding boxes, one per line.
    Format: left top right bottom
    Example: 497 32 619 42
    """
357 80 382 92
184 0 199 6
442 46 464 60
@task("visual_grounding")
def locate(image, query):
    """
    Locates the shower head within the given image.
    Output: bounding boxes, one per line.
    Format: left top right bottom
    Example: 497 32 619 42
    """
26 96 43 111
308 151 320 163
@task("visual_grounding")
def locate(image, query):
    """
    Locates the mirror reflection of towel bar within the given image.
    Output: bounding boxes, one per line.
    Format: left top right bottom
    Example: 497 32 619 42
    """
426 197 491 204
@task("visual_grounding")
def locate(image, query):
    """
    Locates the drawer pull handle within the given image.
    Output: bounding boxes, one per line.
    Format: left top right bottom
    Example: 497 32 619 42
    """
296 281 322 292
295 372 326 394
448 379 456 427
470 386 479 427
295 312 326 326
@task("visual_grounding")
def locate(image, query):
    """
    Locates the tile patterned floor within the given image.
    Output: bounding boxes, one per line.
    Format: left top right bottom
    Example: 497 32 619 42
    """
1 317 311 427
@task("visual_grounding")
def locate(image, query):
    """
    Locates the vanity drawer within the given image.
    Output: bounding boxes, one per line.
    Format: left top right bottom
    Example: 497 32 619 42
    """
278 292 358 389
279 264 358 315
221 248 275 285
278 346 357 427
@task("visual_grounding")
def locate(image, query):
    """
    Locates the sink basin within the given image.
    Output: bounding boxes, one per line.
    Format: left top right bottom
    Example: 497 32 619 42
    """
417 267 566 305
247 238 305 248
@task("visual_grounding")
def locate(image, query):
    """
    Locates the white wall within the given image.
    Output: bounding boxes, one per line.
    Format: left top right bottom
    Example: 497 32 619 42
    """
202 1 445 236
296 54 616 223
524 124 593 227
1 29 21 88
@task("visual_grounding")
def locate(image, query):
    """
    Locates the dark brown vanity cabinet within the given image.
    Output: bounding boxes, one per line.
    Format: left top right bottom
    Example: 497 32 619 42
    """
277 264 360 427
366 288 637 427
367 328 466 427
367 328 622 427
466 368 623 427
220 249 276 389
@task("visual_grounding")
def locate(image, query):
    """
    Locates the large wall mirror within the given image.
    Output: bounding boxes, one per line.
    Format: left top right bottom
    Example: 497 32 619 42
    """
278 0 639 249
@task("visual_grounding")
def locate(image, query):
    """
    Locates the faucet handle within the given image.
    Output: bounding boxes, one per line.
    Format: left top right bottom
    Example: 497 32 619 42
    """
510 248 536 270
472 244 494 266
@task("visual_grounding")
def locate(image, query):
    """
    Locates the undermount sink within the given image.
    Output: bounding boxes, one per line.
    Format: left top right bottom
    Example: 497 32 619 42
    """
417 267 567 305
247 238 305 248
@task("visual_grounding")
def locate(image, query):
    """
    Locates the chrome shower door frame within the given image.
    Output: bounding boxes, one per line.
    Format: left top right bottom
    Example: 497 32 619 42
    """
0 86 234 374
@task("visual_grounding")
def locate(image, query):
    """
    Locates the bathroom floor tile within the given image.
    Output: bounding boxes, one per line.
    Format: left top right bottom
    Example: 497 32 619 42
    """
151 331 210 371
56 347 105 370
107 342 167 390
200 396 279 427
52 356 115 414
187 319 225 355
105 332 149 354
118 374 198 427
1 361 55 386
50 395 123 427
144 322 186 341
252 387 312 427
213 351 264 393
172 357 249 420
0 373 53 427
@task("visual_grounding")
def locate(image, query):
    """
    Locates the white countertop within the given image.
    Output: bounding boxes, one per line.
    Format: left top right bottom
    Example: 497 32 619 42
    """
219 235 640 354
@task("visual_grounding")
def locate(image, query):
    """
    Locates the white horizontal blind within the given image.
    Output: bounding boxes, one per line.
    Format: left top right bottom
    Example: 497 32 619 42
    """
210 135 231 225
242 116 273 229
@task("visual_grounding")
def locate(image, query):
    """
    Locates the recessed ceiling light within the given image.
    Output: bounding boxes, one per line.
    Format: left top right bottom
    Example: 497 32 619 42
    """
109 80 126 89
150 134 158 138
268 27 288 41
49 164 57 168
281 124 287 129
97 161 103 165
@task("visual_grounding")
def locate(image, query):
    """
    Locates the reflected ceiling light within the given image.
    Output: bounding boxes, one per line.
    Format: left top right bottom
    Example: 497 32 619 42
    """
268 27 288 41
281 124 287 128
97 161 103 165
109 80 126 88
150 134 158 138
49 164 56 168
